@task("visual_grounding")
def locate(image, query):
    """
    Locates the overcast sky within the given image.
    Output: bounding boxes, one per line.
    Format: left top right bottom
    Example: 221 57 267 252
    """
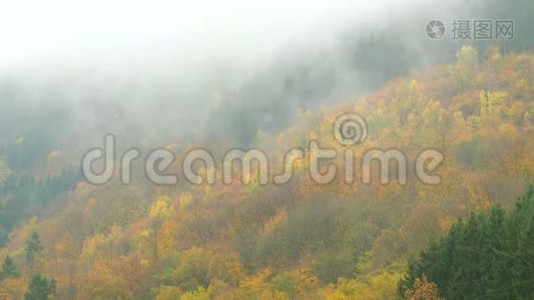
0 0 402 68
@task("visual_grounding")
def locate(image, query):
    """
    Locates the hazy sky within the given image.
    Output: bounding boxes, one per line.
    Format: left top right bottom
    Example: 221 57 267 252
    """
0 0 398 68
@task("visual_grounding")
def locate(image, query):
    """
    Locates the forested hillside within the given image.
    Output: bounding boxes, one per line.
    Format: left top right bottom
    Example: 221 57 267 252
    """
0 45 531 299
400 185 534 299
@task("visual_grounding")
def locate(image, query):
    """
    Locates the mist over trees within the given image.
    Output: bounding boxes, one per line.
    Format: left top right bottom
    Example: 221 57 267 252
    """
0 0 532 298
1 0 531 153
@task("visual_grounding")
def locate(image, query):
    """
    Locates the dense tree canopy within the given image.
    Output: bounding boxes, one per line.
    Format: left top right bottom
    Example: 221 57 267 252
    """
0 46 532 298
400 185 534 299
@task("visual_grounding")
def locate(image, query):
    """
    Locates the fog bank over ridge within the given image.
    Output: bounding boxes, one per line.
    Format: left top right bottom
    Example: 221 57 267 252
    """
0 0 529 165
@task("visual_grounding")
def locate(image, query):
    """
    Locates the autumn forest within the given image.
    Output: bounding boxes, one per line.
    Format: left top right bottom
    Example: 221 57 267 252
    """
0 0 533 299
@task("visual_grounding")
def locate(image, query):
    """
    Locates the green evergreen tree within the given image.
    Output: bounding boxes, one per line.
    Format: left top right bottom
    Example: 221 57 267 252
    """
24 274 56 300
25 232 43 269
399 184 534 299
0 254 18 279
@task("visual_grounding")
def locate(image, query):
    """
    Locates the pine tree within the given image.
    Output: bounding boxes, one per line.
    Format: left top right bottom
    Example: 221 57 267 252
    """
399 185 534 299
25 232 43 269
0 254 18 279
24 274 56 300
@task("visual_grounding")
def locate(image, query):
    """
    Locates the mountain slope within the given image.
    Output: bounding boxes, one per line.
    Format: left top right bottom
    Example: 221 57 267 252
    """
0 46 532 299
